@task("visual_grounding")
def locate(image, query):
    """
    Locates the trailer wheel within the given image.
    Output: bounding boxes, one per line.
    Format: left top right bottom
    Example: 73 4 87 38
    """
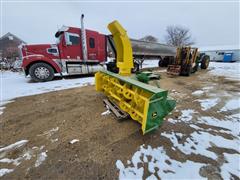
158 59 164 67
29 62 54 82
159 57 170 67
106 62 119 73
201 55 210 69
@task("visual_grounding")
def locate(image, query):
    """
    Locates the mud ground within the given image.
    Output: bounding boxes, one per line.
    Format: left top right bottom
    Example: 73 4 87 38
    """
0 68 239 179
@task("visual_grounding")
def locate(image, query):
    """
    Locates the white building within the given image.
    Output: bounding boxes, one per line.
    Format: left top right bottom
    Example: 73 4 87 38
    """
199 45 240 62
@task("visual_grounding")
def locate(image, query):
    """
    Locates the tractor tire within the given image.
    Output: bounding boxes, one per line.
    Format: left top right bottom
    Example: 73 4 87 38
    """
192 63 199 73
181 65 192 76
201 55 210 69
185 65 192 76
29 62 54 82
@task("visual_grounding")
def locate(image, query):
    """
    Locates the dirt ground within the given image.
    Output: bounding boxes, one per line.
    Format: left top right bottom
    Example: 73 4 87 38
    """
0 68 239 179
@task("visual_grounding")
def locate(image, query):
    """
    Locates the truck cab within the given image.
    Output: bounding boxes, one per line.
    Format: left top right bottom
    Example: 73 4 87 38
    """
21 25 107 82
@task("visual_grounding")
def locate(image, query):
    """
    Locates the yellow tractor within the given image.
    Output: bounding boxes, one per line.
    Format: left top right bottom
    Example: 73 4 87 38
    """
95 21 176 135
167 47 210 76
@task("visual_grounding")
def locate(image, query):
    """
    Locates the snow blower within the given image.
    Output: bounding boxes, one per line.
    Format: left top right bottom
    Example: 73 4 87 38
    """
95 21 176 134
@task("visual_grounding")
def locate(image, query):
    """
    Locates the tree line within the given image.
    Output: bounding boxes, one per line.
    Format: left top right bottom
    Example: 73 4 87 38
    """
139 25 194 46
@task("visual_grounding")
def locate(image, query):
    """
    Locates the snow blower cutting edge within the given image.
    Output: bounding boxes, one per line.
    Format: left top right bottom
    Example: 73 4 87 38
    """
95 21 176 134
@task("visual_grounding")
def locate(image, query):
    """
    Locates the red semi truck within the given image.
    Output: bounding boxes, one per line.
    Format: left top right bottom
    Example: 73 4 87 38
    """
20 15 176 82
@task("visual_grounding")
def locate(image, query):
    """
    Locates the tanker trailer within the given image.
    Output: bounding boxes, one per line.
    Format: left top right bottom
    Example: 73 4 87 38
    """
106 36 177 72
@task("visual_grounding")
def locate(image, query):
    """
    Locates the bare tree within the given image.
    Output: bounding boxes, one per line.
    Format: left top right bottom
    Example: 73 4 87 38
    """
165 25 195 46
140 35 158 43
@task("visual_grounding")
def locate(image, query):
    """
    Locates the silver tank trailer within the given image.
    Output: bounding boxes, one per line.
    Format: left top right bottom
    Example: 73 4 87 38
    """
130 39 177 58
107 36 176 59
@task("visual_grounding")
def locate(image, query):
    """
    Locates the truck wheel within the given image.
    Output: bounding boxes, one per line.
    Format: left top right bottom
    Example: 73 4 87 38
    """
158 57 164 67
132 62 140 73
201 55 210 69
29 63 54 82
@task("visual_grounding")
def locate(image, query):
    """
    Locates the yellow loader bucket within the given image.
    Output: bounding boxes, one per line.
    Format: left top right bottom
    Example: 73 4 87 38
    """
95 21 176 134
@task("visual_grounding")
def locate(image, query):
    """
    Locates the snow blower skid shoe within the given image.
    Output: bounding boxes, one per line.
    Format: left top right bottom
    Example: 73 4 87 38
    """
95 20 176 134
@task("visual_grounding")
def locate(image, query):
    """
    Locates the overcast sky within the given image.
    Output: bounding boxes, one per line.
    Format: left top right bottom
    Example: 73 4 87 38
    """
1 1 239 47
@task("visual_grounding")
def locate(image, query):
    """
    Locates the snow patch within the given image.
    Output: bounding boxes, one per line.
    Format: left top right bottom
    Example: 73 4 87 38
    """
1 71 94 102
192 90 204 96
167 118 180 124
0 168 14 177
196 98 219 111
142 60 159 68
220 153 240 179
202 86 214 91
35 151 47 167
219 99 240 112
0 107 5 115
162 131 239 160
37 127 59 138
179 109 196 122
199 116 240 137
209 62 240 81
0 140 28 153
116 145 206 179
69 139 79 144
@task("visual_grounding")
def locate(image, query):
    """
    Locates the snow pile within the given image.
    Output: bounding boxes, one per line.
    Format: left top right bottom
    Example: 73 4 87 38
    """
116 145 205 179
209 62 240 80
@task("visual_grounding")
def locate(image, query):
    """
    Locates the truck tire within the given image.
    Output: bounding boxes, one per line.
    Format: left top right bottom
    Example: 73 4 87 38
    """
201 55 210 69
29 62 54 82
158 57 164 67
